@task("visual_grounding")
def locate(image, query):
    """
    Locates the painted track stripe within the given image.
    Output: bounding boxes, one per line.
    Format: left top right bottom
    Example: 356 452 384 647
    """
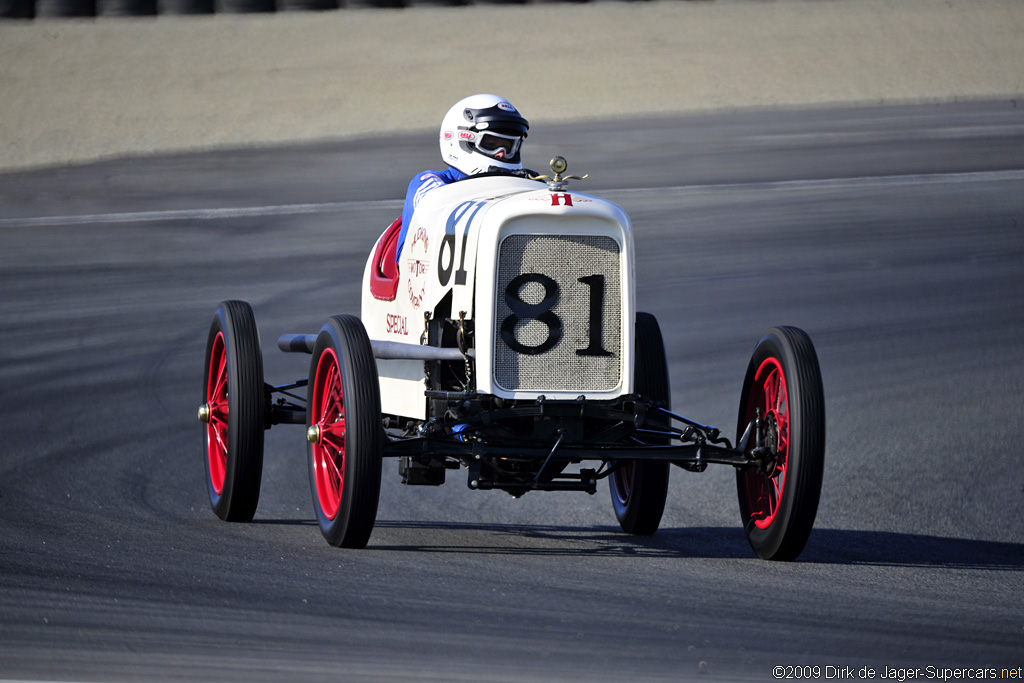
1 169 1021 229
0 199 403 228
604 169 1024 200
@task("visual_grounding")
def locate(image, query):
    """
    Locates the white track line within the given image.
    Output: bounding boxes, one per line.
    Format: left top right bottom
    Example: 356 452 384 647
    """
1 170 1021 229
0 199 403 229
602 169 1024 200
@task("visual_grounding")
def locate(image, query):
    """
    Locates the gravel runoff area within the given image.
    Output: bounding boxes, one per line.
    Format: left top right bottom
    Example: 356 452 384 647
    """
1 0 1023 171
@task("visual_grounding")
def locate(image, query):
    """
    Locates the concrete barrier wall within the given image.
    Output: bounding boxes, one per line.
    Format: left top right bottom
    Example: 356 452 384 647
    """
1 0 1022 170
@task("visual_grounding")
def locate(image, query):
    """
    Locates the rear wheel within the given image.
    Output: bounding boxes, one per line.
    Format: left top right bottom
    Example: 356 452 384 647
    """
201 300 265 522
736 326 825 560
307 315 383 548
610 312 671 535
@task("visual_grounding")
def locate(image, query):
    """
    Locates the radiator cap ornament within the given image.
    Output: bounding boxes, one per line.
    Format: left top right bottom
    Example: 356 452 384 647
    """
531 156 588 192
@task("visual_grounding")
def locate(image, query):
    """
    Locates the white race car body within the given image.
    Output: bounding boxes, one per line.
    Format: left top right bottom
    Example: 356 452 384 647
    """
202 159 825 557
361 175 636 420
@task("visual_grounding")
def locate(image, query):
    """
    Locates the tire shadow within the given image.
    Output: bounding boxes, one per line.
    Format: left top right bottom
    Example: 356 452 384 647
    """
367 520 1024 569
796 528 1024 570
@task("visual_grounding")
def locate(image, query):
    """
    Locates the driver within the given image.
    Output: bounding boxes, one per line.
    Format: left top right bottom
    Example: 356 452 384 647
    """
397 94 530 260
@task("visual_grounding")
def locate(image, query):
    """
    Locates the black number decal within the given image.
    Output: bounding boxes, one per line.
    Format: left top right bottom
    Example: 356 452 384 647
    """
501 273 562 355
576 274 613 357
438 230 455 287
500 272 616 358
439 201 485 287
455 209 475 286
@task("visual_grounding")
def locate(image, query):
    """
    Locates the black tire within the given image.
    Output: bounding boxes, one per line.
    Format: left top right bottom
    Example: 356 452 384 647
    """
97 0 155 15
0 0 35 19
735 326 825 561
201 301 265 522
343 0 404 7
276 0 335 10
34 0 94 15
307 315 382 548
610 312 671 535
215 0 273 12
158 0 213 14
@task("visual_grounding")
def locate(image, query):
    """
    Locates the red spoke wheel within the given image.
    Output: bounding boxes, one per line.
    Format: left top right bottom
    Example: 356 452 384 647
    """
736 326 825 560
307 315 382 548
610 312 671 535
201 300 265 522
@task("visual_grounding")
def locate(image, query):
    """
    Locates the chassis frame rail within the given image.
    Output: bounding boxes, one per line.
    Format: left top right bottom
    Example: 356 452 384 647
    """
262 376 773 493
382 436 752 468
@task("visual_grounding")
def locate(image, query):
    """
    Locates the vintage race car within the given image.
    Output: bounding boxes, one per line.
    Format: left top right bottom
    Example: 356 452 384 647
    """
199 157 826 560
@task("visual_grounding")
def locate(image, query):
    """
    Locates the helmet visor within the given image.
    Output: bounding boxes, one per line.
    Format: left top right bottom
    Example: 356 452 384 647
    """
476 130 523 160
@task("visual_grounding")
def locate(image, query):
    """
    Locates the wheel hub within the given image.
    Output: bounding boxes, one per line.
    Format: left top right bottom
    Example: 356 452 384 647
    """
762 414 779 475
306 424 322 445
198 403 211 423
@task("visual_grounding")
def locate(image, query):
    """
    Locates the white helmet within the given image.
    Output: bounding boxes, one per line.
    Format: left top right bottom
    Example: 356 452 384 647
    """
439 94 530 175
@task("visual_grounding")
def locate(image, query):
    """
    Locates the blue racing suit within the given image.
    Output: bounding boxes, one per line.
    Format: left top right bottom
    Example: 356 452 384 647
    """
397 167 467 261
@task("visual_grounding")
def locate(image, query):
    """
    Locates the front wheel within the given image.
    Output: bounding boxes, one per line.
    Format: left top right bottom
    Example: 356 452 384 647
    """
736 326 825 560
307 315 383 548
610 312 671 535
201 300 265 522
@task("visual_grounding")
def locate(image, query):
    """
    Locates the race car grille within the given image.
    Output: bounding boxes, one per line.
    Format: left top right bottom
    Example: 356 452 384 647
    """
494 234 621 393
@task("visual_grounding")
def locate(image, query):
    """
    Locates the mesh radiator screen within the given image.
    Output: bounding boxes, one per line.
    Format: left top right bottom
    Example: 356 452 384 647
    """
493 234 621 393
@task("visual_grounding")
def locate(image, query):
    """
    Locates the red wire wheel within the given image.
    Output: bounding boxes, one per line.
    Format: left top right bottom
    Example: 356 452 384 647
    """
736 326 825 560
743 357 790 531
310 348 346 519
306 315 382 548
201 301 264 522
610 312 671 535
204 330 229 495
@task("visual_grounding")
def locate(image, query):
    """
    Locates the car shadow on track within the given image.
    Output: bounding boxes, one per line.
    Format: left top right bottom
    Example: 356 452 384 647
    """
367 520 749 558
798 529 1024 570
368 520 1024 569
252 519 318 526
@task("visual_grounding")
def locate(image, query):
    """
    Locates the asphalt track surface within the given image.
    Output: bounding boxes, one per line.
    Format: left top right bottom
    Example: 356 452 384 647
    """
1 101 1023 681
